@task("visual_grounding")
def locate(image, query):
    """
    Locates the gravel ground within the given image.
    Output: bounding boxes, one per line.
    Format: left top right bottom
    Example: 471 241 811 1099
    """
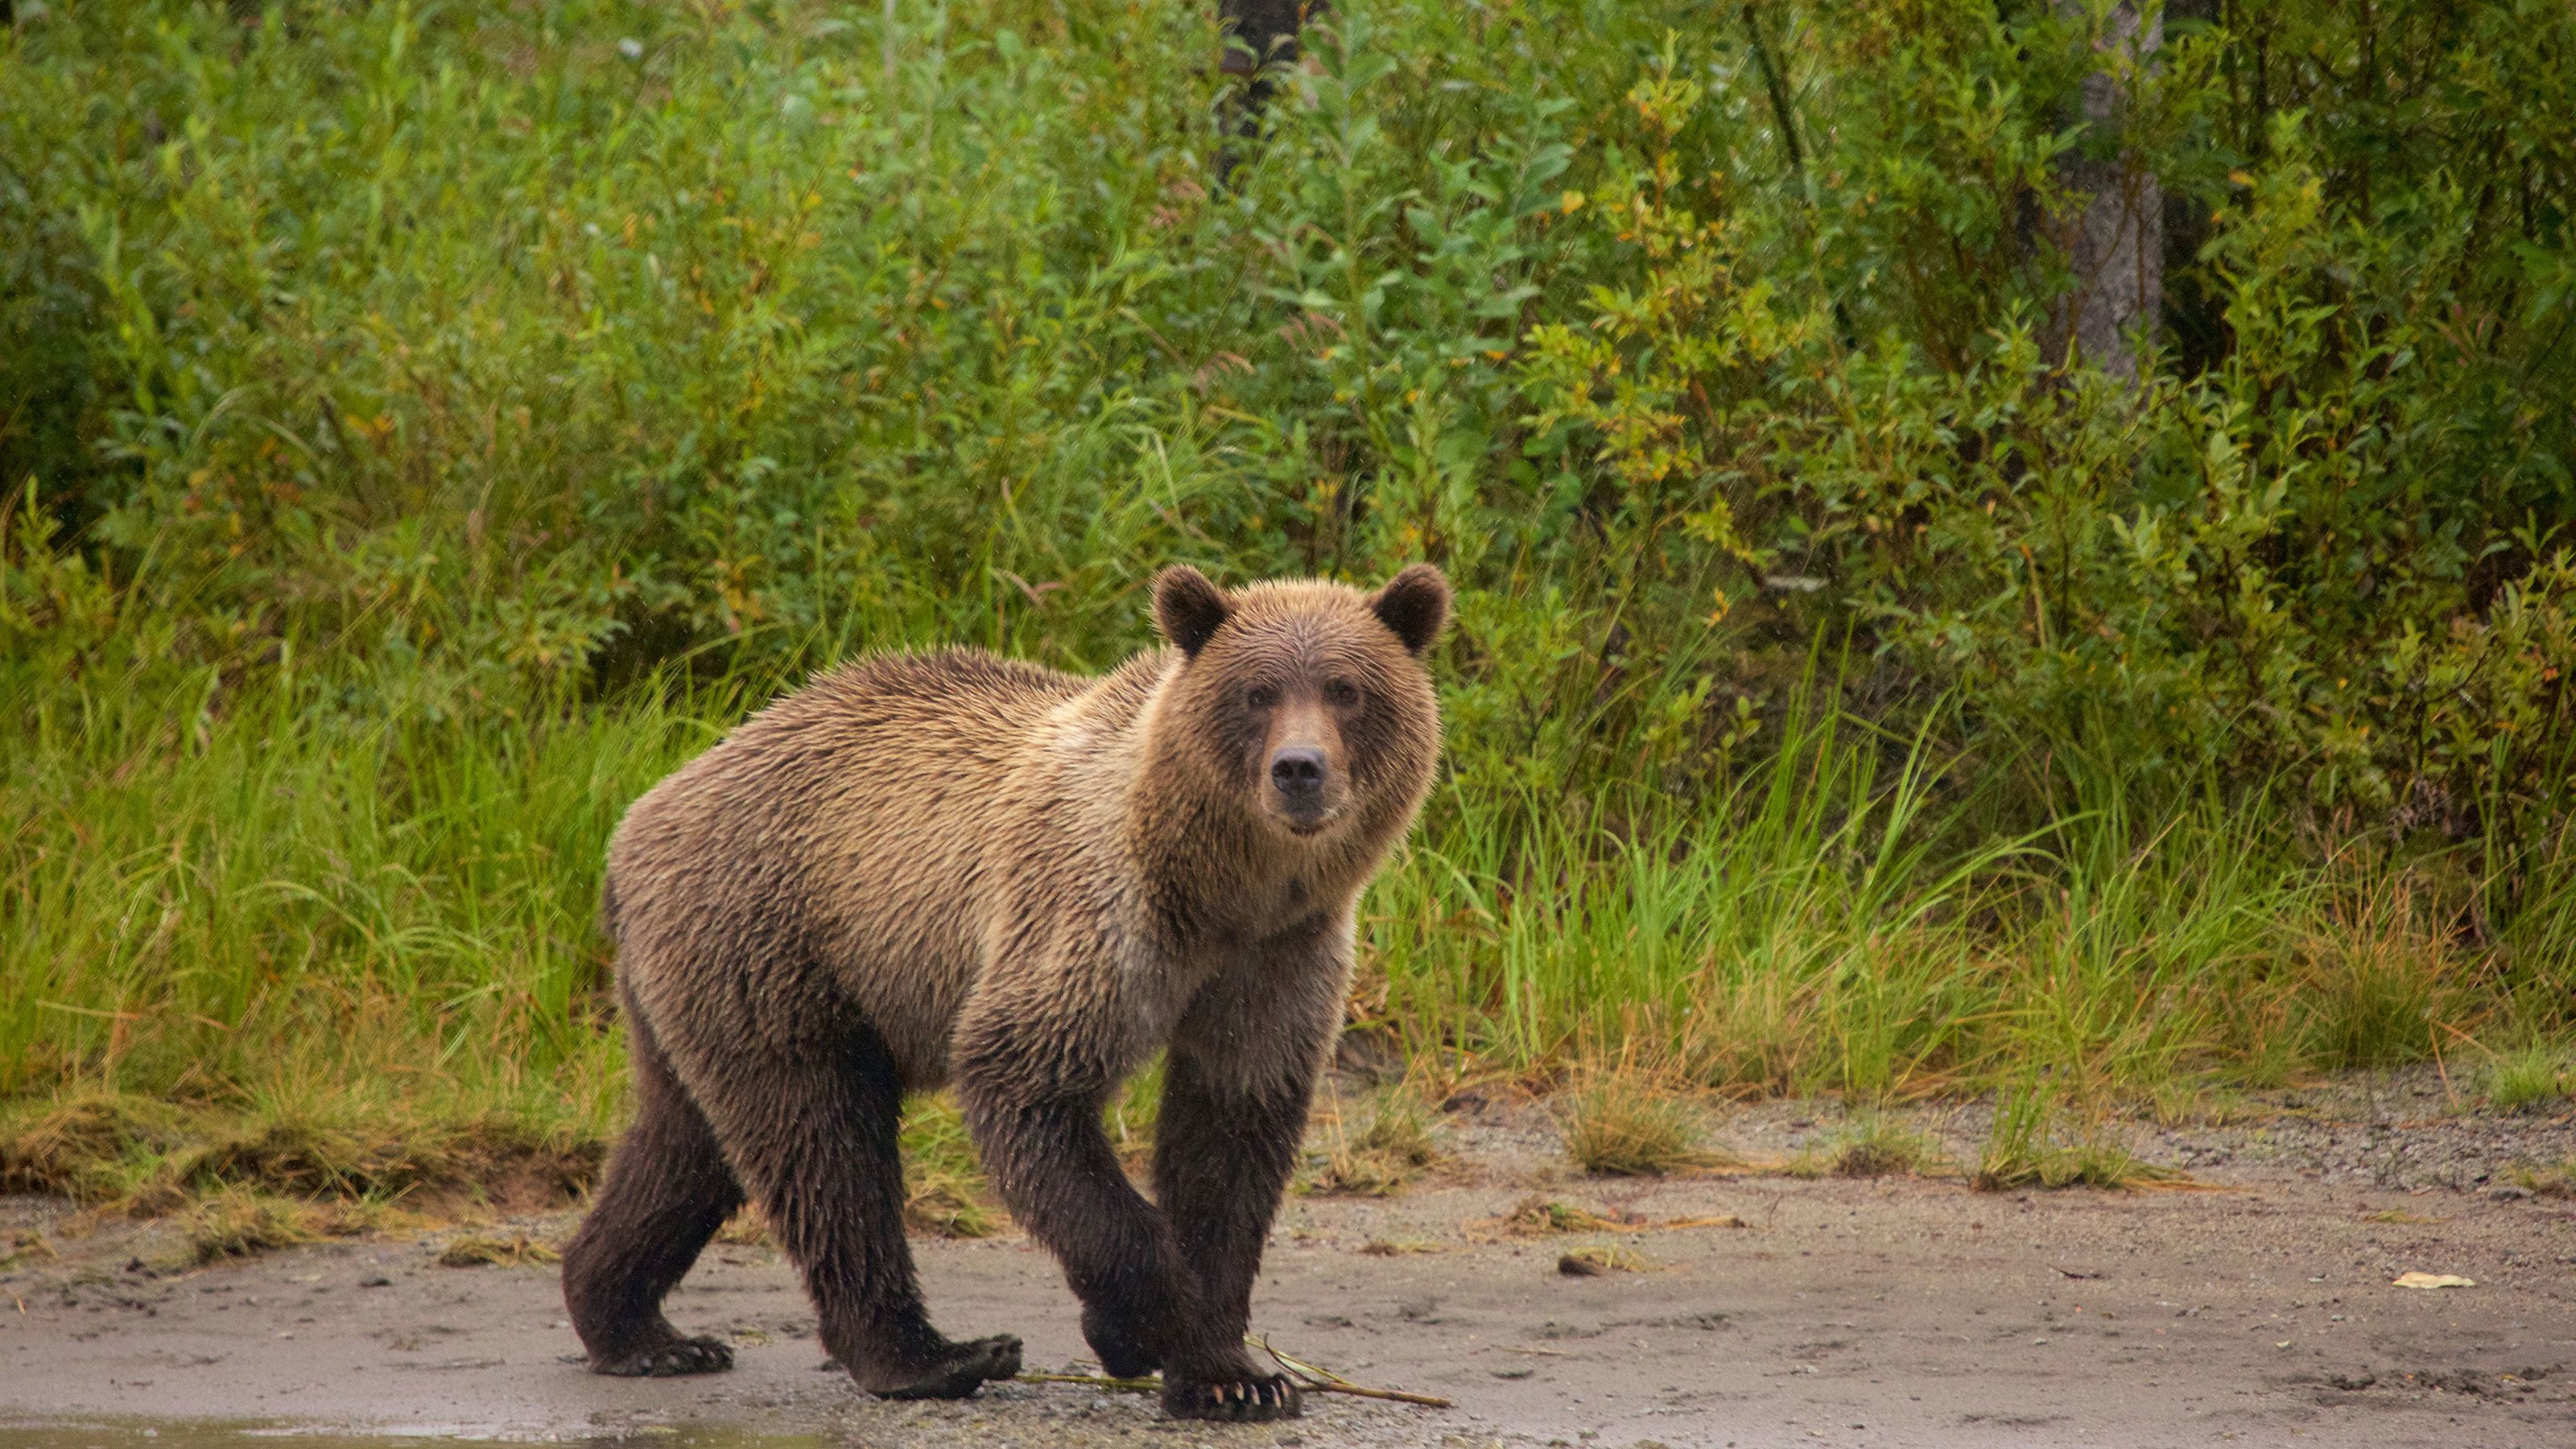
3 1070 2571 1449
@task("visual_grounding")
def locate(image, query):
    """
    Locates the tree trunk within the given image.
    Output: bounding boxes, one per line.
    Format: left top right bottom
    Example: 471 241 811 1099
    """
2046 1 2165 384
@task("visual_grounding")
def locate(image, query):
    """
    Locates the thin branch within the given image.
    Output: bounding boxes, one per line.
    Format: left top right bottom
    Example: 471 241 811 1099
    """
1253 1333 1456 1406
1013 1335 1456 1410
1016 1371 1162 1393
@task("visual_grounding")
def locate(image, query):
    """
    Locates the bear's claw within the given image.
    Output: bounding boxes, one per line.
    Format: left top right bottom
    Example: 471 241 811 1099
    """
865 1333 1024 1401
1163 1371 1302 1422
590 1334 734 1377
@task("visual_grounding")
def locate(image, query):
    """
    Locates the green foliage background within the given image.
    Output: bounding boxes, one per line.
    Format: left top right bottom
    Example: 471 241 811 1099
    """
3 0 2571 1143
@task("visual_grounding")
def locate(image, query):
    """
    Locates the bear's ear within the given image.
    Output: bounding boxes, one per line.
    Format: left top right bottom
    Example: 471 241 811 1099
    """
1371 564 1451 655
1153 564 1232 658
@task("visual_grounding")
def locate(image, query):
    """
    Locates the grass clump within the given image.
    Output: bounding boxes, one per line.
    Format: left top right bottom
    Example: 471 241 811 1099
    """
1561 1073 1726 1178
1356 1237 1448 1256
1106 1061 1164 1176
2504 1160 2574 1199
436 1232 562 1269
178 1113 601 1209
2146 1080 2261 1129
1 1092 603 1216
899 1095 998 1239
1556 1245 1653 1276
1474 1193 1748 1237
1487 1195 1631 1236
2483 1046 2574 1113
0 1093 199 1203
2 1230 56 1268
713 1211 770 1247
1971 1083 2184 1192
1812 1114 1946 1179
1302 1090 1443 1197
179 1188 395 1266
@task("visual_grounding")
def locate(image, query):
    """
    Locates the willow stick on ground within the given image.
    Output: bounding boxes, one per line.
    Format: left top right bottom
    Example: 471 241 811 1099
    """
1014 1371 1162 1392
1253 1333 1455 1407
1013 1369 1454 1409
1012 1338 1454 1410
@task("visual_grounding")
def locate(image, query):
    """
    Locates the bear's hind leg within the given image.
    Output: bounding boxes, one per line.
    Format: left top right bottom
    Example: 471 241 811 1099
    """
724 1026 1022 1400
562 1007 745 1377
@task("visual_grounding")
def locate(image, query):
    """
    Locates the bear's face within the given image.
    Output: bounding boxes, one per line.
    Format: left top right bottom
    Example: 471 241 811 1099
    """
1152 564 1449 844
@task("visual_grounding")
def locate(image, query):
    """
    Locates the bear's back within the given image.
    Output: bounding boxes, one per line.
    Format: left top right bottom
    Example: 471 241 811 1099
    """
604 646 1150 1085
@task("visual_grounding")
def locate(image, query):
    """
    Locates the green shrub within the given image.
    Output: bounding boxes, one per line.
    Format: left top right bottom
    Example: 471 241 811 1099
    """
1 1 2570 1154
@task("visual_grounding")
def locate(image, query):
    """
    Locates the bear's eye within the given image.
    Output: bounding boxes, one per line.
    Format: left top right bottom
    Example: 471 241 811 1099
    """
1326 678 1360 708
1246 684 1278 710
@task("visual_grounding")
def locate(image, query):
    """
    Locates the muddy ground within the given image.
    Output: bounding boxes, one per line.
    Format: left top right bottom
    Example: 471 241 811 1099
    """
4 1072 2573 1448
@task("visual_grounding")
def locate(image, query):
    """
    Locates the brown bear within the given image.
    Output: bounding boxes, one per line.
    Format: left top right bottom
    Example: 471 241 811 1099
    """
559 564 1450 1422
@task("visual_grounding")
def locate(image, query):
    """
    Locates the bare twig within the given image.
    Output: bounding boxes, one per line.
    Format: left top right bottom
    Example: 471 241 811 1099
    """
1252 1334 1455 1407
1015 1370 1160 1393
1014 1338 1453 1410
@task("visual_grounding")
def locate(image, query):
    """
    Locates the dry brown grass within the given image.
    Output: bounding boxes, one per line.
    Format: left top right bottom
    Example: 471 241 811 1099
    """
1556 1245 1653 1275
1804 1113 1946 1179
436 1232 562 1268
1559 1072 1729 1176
2506 1158 2574 1198
179 1188 401 1265
0 1094 196 1201
902 1179 997 1238
1356 1237 1447 1256
0 1092 602 1217
1 1229 58 1268
1484 1195 1636 1235
1472 1193 1746 1237
714 1209 770 1245
1300 1091 1444 1196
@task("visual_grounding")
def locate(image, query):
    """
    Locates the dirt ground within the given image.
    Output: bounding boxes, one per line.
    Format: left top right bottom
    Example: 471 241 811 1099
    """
4 1073 2573 1449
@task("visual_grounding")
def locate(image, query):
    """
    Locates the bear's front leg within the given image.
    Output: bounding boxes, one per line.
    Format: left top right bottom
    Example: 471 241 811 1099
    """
1146 935 1345 1421
952 942 1228 1385
957 1090 1208 1375
1149 1045 1314 1420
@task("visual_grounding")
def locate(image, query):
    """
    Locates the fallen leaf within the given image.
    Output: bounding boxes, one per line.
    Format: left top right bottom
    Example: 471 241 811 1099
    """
2391 1271 2475 1290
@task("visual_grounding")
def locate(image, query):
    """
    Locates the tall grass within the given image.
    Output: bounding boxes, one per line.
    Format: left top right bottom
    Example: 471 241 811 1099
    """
6 646 2526 1128
1363 684 2517 1104
0 652 741 1113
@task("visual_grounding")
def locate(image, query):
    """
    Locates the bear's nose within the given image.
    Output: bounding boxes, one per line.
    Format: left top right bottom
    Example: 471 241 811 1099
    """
1269 746 1327 799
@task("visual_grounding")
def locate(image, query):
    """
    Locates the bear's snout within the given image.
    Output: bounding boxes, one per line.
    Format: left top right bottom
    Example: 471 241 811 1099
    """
1261 726 1344 832
1269 745 1327 799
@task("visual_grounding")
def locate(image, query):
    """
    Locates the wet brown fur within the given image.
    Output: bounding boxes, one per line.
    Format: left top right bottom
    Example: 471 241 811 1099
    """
560 565 1450 1421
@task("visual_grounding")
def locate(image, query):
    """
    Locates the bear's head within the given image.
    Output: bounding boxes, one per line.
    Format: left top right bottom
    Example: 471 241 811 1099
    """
1150 564 1449 845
